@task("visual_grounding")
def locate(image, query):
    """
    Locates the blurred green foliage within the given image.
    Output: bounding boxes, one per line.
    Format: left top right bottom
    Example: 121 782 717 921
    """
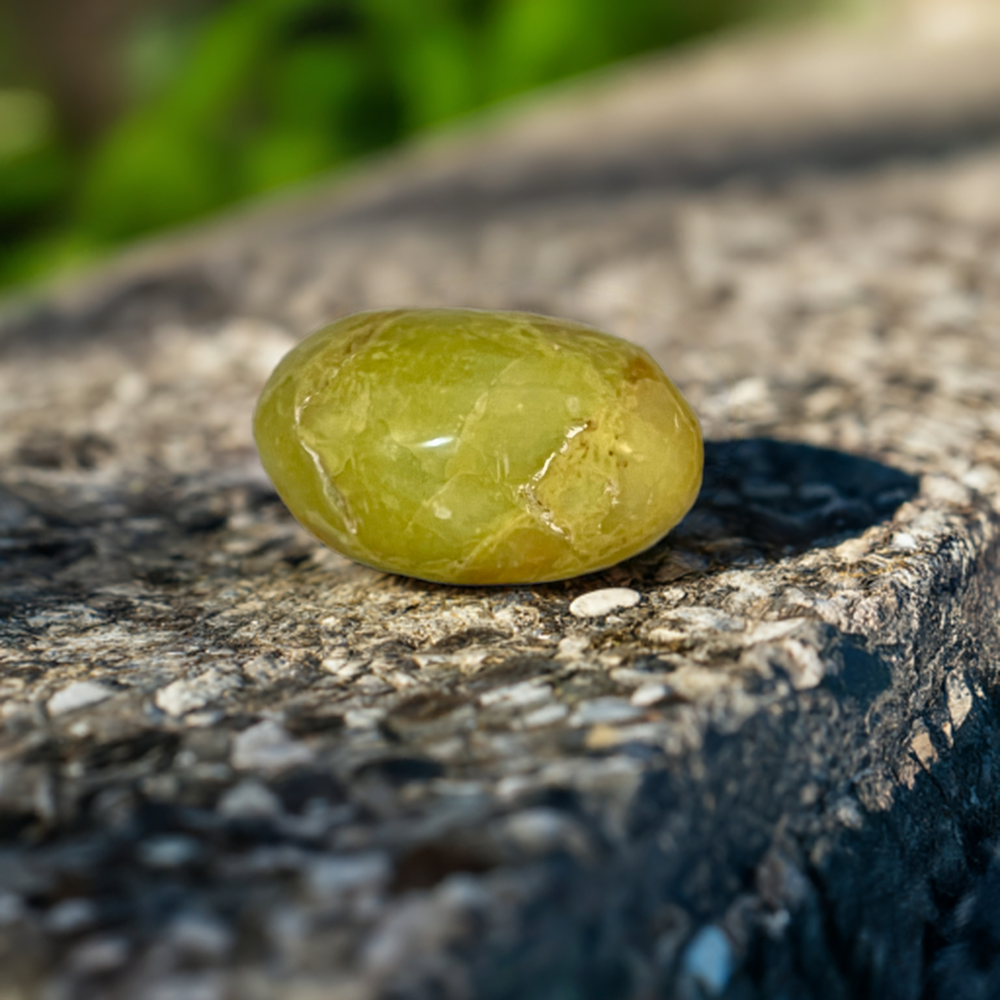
0 0 815 290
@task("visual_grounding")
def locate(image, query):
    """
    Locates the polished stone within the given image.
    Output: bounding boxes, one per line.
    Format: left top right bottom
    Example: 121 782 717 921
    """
253 308 703 584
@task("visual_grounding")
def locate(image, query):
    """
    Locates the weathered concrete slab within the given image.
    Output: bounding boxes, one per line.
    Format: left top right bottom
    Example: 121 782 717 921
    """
3 4 1000 998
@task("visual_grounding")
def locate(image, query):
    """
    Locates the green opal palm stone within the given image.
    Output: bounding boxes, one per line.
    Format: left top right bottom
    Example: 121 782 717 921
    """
253 308 703 584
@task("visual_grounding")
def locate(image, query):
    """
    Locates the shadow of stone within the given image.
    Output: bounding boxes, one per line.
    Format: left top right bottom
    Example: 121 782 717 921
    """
674 437 919 554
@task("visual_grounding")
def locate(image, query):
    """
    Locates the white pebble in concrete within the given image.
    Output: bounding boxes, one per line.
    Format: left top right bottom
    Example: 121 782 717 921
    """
155 668 238 717
570 698 645 726
306 853 391 901
44 898 98 935
217 780 283 820
631 682 671 707
69 936 129 975
680 925 734 997
137 835 203 869
0 893 25 926
231 719 314 772
167 913 234 962
47 681 114 716
569 588 641 618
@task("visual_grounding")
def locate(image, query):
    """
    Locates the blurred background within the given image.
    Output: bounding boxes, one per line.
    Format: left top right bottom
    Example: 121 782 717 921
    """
0 0 832 292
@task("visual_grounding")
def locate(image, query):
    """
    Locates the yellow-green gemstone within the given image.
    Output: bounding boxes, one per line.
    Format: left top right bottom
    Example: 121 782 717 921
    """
253 308 703 585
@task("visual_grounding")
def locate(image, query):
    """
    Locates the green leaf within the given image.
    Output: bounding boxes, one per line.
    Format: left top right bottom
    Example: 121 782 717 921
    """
78 118 224 240
241 128 338 192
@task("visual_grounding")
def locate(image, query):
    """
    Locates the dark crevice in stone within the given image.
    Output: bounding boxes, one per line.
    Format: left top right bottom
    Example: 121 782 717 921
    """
391 841 500 892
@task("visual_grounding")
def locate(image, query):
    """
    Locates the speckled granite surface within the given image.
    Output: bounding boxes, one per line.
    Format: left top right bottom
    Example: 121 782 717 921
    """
3 7 1000 999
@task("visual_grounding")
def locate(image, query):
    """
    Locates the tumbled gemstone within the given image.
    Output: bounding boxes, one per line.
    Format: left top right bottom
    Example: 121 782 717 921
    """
253 308 702 585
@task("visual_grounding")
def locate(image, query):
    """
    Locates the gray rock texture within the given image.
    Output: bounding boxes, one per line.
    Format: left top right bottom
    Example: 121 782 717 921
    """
3 3 1000 997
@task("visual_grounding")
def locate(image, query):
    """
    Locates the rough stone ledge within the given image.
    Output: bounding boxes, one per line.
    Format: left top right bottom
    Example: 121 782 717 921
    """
1 435 998 999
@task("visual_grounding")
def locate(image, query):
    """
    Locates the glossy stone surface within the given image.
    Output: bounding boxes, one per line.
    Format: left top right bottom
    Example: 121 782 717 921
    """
253 308 702 584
